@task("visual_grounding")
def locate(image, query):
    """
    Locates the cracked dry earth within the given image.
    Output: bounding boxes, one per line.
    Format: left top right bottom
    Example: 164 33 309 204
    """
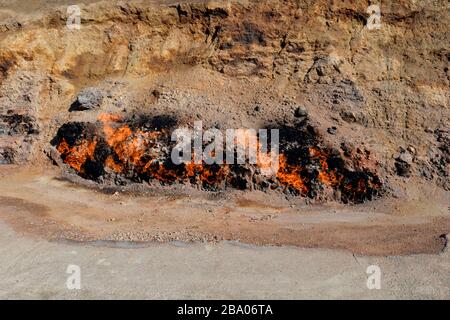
0 0 449 265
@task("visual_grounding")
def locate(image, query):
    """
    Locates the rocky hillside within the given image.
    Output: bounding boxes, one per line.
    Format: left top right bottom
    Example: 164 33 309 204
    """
0 0 448 195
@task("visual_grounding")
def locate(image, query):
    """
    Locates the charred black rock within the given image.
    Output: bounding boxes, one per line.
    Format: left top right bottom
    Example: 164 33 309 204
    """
0 147 15 164
0 114 39 135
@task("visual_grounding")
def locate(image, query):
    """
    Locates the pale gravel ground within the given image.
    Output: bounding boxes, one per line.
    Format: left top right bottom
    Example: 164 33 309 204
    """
0 220 448 299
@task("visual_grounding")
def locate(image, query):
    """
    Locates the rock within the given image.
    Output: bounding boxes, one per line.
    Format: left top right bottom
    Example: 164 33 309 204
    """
152 89 161 99
70 87 104 111
407 146 416 155
0 113 38 164
395 161 411 177
398 150 413 164
340 111 357 123
0 147 15 164
304 57 342 84
327 126 337 135
0 114 38 135
395 150 414 177
294 106 308 118
419 165 433 179
440 234 449 253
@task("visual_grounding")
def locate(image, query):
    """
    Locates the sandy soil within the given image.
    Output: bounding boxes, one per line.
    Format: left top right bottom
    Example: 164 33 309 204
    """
0 165 448 256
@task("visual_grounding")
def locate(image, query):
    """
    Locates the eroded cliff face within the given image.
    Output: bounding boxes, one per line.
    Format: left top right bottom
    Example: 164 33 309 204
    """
0 0 448 198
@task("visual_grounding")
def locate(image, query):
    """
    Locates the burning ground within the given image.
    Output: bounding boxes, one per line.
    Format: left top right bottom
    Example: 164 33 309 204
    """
51 113 381 204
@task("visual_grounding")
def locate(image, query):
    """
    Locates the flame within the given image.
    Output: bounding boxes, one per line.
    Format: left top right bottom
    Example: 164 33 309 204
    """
105 155 123 173
184 160 229 185
148 162 180 182
231 129 279 176
309 147 340 186
99 114 230 186
57 138 97 172
276 154 308 194
54 114 381 202
99 113 163 173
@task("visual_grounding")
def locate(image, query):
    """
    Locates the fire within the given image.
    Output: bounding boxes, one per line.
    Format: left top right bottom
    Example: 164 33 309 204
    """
184 157 230 186
53 114 382 203
99 113 161 170
275 148 342 194
148 162 180 182
276 154 308 194
231 129 279 176
56 138 97 173
309 147 340 186
98 114 230 186
105 155 123 173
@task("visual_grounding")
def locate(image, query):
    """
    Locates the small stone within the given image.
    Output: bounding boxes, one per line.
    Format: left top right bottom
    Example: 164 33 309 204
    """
294 106 308 118
152 89 161 99
70 87 104 111
395 161 411 177
327 126 337 135
398 151 413 164
395 150 414 177
340 110 357 123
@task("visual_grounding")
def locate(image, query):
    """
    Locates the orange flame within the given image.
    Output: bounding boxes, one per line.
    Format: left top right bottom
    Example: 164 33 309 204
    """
309 147 340 186
55 114 380 202
98 114 230 185
276 154 308 194
57 138 97 173
105 155 123 173
99 113 162 172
